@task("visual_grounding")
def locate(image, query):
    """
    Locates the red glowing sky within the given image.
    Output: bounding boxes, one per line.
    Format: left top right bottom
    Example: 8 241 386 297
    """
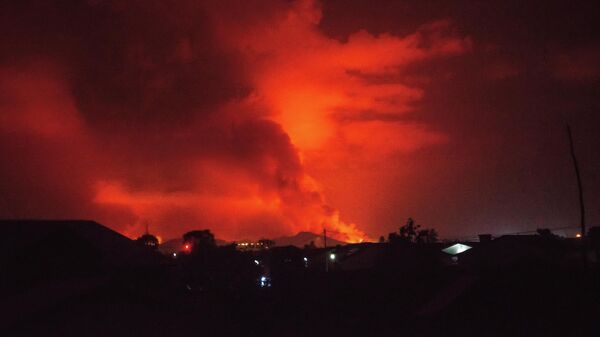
1 0 599 242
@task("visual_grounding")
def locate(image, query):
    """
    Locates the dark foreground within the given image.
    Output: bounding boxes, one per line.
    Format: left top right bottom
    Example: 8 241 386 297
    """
5 267 600 337
2 220 599 337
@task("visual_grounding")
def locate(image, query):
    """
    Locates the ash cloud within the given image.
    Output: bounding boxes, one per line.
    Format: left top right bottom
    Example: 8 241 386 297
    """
1 0 369 241
2 0 599 241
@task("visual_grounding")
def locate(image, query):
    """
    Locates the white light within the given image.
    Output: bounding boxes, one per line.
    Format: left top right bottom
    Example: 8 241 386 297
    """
303 257 308 262
329 253 336 260
172 253 177 257
254 259 260 265
442 243 472 255
259 275 270 288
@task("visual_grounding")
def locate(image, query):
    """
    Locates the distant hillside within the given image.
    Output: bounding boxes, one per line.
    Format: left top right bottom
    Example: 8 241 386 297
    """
158 231 347 253
272 231 347 248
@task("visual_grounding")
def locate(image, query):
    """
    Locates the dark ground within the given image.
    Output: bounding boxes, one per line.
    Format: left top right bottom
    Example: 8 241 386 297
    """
5 262 599 337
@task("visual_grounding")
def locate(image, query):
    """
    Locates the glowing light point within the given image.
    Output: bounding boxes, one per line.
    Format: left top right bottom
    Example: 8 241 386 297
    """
172 252 177 257
329 253 336 261
259 275 271 288
303 257 308 262
254 259 260 265
576 233 582 238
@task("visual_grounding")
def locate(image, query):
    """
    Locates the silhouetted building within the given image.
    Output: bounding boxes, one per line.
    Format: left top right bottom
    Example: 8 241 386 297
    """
237 241 267 251
1 220 161 270
0 220 162 328
136 233 159 250
478 234 492 243
336 243 386 271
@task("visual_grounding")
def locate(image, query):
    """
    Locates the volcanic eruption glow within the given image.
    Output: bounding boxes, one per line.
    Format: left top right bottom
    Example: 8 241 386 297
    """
0 0 470 242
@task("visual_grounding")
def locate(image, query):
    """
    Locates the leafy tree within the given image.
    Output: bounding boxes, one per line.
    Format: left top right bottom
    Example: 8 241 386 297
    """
183 229 216 252
388 232 399 243
388 218 438 244
379 235 386 243
427 229 438 243
399 217 420 242
416 229 438 244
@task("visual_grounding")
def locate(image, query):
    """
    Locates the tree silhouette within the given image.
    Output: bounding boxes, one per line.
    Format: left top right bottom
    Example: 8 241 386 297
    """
388 218 438 244
416 229 438 244
183 229 216 252
399 217 420 242
428 229 438 243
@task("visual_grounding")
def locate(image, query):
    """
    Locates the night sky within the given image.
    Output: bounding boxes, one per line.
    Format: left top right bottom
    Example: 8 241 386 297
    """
1 0 599 242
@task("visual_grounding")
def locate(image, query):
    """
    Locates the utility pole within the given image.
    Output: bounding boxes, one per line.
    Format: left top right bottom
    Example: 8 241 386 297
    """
566 124 587 268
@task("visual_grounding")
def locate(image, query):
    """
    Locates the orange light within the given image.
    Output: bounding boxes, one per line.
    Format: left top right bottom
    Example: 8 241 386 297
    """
576 233 582 238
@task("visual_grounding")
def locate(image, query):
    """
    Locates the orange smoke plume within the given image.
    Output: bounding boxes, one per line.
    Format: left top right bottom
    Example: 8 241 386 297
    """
0 0 470 243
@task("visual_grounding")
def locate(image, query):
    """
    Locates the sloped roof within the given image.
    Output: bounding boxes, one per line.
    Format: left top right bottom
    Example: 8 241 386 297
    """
1 219 160 268
338 243 386 270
